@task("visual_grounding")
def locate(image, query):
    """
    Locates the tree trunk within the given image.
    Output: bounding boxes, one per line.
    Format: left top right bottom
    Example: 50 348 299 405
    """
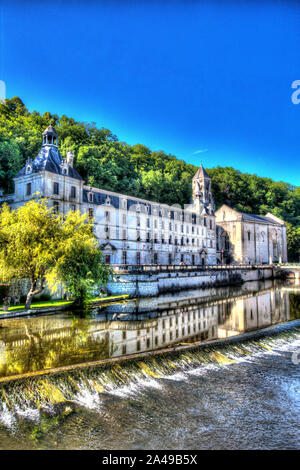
25 278 45 310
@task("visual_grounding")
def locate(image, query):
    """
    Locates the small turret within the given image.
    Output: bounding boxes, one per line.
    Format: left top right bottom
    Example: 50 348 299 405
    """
42 125 58 147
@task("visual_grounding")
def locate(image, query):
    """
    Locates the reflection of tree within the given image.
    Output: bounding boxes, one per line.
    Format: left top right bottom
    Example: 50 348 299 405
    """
289 294 300 321
0 315 110 377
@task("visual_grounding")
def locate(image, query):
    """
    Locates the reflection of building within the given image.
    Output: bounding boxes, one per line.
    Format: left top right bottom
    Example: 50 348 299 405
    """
0 283 294 377
108 305 219 357
215 205 287 264
0 126 217 265
217 288 290 337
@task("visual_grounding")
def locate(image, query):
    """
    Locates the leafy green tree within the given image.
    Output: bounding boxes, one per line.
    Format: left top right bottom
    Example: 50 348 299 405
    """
47 211 113 309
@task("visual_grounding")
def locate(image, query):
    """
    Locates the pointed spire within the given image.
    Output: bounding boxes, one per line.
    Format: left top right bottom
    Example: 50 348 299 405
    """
193 164 210 180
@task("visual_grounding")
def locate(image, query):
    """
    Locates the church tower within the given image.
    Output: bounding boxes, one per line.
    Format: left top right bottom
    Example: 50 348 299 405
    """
192 164 215 215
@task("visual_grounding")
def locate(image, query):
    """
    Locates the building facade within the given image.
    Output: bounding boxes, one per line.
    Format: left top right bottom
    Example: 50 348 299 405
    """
215 204 287 264
1 126 218 265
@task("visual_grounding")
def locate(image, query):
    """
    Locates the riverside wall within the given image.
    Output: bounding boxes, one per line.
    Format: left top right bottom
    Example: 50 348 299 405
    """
106 265 279 297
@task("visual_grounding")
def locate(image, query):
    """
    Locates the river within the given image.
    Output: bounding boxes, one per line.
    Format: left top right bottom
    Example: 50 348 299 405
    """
0 279 299 449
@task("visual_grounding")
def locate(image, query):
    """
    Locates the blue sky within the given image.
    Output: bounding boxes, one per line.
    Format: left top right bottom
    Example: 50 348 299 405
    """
1 0 300 185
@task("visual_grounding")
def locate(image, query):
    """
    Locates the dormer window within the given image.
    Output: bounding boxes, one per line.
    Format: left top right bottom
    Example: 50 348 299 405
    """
89 192 94 203
122 199 127 209
106 196 111 205
26 165 32 175
63 167 68 175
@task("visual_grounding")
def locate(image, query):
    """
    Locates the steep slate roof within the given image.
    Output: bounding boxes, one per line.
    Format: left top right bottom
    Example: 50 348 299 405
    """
16 146 83 180
193 164 210 180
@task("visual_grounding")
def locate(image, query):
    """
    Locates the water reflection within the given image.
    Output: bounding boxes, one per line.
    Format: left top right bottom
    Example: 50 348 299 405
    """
0 280 299 379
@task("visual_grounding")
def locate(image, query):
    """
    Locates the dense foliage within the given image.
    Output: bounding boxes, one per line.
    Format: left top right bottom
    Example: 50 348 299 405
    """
0 97 299 260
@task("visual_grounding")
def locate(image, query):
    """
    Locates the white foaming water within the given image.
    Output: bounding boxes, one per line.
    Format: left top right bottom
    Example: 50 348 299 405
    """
107 382 141 398
75 384 102 410
0 404 16 429
162 371 186 382
15 406 41 423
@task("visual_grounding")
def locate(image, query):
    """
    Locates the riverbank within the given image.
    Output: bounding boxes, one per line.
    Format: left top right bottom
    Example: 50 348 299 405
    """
108 265 282 297
0 294 130 319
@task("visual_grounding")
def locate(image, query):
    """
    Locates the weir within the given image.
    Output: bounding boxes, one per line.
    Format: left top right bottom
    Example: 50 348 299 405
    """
0 320 299 430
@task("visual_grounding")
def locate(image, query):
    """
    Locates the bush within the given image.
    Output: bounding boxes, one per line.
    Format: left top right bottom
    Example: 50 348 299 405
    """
0 284 9 303
33 292 52 302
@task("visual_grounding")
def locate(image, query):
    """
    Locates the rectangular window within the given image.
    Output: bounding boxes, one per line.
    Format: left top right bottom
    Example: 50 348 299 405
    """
137 252 141 264
137 231 141 241
147 218 150 228
53 182 59 195
122 214 126 224
105 211 110 221
122 251 127 264
26 183 31 196
70 186 76 198
137 216 140 227
122 229 127 240
105 254 111 264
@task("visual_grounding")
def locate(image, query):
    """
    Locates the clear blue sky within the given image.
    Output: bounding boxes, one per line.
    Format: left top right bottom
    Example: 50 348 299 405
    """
1 0 300 185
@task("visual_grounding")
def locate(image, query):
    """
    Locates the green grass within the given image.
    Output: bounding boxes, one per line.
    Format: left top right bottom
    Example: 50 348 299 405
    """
0 299 73 313
0 294 129 313
90 294 129 303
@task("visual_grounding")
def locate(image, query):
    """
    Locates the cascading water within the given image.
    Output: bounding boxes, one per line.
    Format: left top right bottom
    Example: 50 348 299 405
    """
1 321 299 438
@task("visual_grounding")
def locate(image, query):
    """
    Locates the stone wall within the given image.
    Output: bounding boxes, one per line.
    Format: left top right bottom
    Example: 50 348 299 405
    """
106 267 276 298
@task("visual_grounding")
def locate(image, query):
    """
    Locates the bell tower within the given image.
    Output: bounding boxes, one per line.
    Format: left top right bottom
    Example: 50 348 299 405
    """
192 164 215 215
42 125 58 147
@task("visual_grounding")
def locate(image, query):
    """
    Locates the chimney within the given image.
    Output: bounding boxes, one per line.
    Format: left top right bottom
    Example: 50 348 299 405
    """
66 151 74 168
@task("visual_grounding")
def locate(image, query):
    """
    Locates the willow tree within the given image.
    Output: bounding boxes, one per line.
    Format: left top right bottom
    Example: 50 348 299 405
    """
0 198 111 309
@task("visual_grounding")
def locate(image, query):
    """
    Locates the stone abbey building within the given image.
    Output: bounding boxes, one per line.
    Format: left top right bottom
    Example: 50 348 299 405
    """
2 126 217 265
0 126 287 265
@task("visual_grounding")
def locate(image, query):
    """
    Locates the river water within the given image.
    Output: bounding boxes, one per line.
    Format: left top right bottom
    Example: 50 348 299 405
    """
0 279 299 449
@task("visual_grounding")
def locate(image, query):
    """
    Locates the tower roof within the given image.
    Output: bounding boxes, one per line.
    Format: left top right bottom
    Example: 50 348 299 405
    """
16 127 82 180
42 124 58 136
193 164 210 180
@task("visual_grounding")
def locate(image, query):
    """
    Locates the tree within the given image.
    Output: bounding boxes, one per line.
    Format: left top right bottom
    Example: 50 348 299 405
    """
47 210 113 308
286 222 300 262
0 198 111 309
